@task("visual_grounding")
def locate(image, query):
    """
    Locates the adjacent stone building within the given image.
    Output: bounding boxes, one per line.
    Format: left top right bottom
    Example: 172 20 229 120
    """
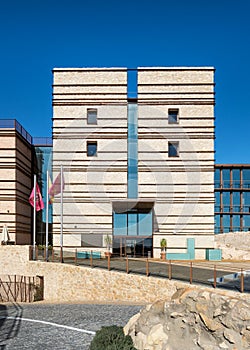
0 120 33 244
52 67 215 259
0 120 52 245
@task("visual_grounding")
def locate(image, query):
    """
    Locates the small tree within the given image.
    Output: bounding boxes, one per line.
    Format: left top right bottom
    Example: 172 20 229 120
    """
160 238 167 251
104 234 112 252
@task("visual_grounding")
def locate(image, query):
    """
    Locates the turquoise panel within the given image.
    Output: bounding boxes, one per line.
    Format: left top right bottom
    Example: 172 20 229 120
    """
206 249 222 261
166 253 191 260
187 238 195 260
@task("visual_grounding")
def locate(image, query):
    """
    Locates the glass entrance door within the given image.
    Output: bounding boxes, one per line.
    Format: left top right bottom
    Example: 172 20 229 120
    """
113 207 153 257
113 237 152 257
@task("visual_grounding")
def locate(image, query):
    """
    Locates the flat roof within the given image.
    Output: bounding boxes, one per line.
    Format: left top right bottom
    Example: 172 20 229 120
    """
53 66 215 71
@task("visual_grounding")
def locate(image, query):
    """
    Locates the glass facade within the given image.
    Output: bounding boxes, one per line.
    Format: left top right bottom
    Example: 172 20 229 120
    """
34 145 53 245
113 210 152 237
113 209 153 257
127 103 138 198
215 165 250 233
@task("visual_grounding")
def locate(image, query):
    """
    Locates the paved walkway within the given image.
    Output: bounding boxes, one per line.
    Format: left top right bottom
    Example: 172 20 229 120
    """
0 303 142 349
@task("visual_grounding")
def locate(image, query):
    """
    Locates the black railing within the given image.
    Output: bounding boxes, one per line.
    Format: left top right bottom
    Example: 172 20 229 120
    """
0 119 33 144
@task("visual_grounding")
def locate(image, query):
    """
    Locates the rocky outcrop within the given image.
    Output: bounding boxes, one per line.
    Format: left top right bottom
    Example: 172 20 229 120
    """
215 232 250 260
124 288 250 350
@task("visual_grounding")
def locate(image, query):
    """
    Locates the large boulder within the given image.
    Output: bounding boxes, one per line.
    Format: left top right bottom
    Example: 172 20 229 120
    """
215 232 250 260
124 288 250 350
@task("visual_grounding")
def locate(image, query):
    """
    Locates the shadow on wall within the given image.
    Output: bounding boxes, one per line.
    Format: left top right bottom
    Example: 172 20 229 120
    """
0 303 23 348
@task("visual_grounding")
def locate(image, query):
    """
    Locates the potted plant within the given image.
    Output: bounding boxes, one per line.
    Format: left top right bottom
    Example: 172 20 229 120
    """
160 238 167 259
104 234 112 257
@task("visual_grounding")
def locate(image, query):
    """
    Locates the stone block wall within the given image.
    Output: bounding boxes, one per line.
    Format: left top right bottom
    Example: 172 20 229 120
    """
0 129 33 244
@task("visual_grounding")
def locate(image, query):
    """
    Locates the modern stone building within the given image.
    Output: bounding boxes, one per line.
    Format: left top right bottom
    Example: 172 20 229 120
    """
0 120 33 244
52 67 215 259
0 120 52 245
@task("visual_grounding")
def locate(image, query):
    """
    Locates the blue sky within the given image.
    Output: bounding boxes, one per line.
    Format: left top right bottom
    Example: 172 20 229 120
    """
0 0 249 164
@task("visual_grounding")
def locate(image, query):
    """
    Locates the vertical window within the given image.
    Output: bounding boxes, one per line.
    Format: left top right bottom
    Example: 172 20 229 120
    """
232 169 240 188
232 192 240 212
168 142 179 157
222 169 230 188
215 192 220 212
215 168 221 188
113 213 127 236
232 215 240 231
222 192 230 212
222 215 230 233
87 141 97 157
215 215 220 234
87 109 97 124
168 109 179 124
243 169 250 188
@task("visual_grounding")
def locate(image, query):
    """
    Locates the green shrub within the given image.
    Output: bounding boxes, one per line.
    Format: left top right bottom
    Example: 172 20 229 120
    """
89 325 136 350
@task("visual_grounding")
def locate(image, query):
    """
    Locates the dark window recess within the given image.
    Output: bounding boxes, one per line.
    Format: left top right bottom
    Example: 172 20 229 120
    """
168 142 179 157
87 141 97 156
87 109 97 124
168 109 179 124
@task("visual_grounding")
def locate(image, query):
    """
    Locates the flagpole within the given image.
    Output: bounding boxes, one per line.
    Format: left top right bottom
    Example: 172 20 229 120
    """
45 170 49 261
60 165 63 262
32 174 36 260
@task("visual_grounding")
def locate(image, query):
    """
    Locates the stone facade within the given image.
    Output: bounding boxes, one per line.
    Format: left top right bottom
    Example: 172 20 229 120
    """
0 124 33 244
52 67 215 258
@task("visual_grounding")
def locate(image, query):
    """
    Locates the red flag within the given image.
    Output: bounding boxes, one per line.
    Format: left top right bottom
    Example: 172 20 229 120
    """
49 172 64 204
29 183 44 211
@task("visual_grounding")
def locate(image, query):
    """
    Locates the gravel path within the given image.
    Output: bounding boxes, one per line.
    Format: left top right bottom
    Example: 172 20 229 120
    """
0 303 143 349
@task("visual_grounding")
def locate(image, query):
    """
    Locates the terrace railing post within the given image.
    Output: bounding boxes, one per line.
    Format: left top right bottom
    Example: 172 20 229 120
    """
213 265 217 288
24 276 27 302
190 262 193 284
60 247 63 263
90 251 93 268
28 277 31 302
169 260 172 280
108 253 111 271
75 249 77 265
240 268 244 293
146 258 149 277
14 275 17 302
126 256 129 274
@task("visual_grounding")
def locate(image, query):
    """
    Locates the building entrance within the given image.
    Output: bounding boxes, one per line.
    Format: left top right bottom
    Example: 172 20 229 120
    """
112 204 153 257
113 237 152 257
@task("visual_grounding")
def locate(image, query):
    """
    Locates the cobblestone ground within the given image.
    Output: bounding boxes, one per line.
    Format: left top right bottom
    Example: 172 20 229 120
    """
0 303 142 349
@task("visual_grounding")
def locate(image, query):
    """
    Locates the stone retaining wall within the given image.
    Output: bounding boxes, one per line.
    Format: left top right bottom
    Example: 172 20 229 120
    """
0 246 248 304
0 246 178 303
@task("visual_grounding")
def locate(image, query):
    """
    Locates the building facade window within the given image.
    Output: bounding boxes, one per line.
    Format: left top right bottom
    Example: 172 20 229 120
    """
215 165 250 233
168 142 179 157
87 108 97 124
87 141 97 156
168 109 179 124
113 209 153 237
